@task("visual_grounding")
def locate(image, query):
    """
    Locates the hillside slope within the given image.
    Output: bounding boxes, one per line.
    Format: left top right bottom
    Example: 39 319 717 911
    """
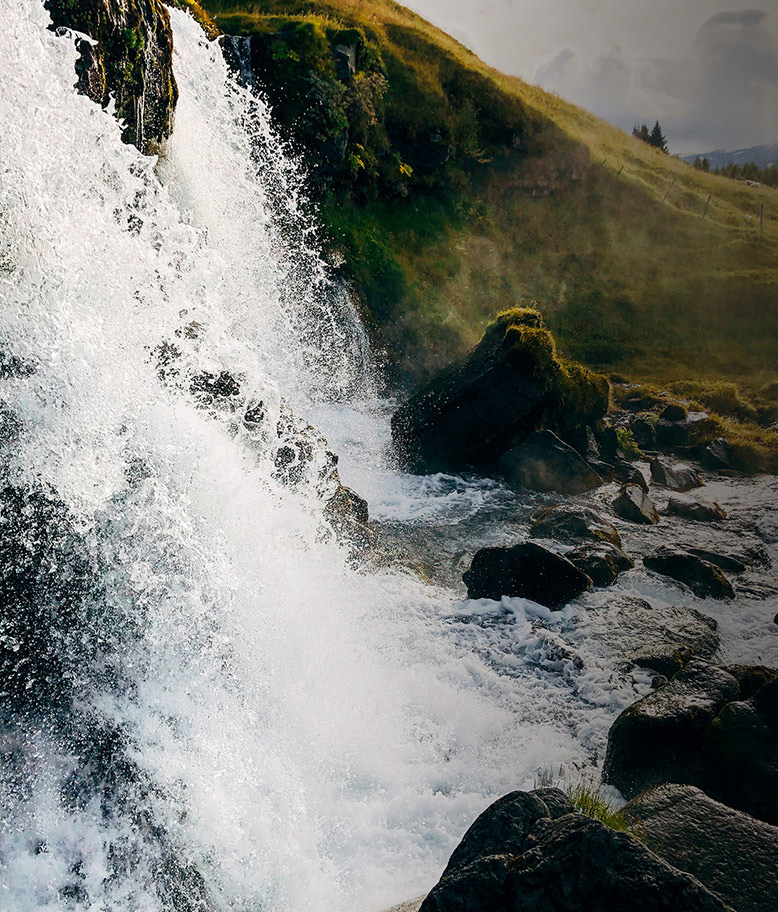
194 0 778 395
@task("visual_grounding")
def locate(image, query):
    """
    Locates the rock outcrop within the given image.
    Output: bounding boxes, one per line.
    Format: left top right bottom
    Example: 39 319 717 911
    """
650 458 703 492
530 506 622 547
391 308 608 476
46 0 178 154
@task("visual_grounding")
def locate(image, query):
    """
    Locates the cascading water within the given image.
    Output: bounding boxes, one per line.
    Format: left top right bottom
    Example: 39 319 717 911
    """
3 4 777 912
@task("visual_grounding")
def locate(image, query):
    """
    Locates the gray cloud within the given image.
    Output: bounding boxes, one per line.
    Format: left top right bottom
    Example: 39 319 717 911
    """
535 8 778 153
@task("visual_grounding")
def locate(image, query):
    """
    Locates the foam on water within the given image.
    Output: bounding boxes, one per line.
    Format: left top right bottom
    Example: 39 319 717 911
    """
3 6 770 912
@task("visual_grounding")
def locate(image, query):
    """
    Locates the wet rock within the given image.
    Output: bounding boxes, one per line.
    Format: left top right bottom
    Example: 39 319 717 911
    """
441 789 567 877
656 413 718 451
603 661 740 800
570 597 719 675
45 0 178 154
391 308 608 474
0 485 103 711
605 662 778 825
622 784 778 912
324 484 375 550
660 403 688 422
630 415 657 450
643 547 735 599
567 543 634 587
463 542 592 608
612 484 659 524
530 506 622 547
499 430 603 494
420 801 733 912
650 458 703 492
702 437 734 472
706 680 778 826
666 496 726 523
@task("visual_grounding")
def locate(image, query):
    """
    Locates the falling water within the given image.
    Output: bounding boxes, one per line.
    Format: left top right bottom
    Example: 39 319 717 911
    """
4 5 774 912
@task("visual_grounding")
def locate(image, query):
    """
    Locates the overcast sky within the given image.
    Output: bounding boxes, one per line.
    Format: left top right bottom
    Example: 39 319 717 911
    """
403 1 778 154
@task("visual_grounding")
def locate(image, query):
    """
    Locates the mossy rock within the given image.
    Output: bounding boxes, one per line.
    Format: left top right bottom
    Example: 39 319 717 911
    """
46 0 178 154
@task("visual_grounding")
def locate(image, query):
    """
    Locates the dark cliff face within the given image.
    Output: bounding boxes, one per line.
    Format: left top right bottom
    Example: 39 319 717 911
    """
45 0 178 154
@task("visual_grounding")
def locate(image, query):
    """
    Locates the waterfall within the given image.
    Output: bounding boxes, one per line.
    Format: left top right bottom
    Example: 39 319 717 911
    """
0 5 639 911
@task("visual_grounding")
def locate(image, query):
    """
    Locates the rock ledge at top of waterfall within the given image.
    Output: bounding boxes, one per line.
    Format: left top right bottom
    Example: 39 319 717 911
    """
45 0 178 154
390 306 609 491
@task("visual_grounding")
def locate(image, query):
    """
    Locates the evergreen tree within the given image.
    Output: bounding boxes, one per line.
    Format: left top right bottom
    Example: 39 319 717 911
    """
649 120 668 152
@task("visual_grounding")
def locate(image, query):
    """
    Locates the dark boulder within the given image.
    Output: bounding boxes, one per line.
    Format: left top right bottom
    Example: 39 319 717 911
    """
656 414 718 451
566 543 634 587
650 458 703 492
530 506 622 547
666 496 726 523
701 437 734 472
324 484 375 550
569 597 719 675
603 662 740 800
660 403 688 422
46 0 178 154
612 484 659 524
421 800 733 912
463 542 592 608
686 548 756 574
643 547 735 599
391 308 608 474
622 784 778 912
499 430 603 494
605 662 778 825
442 789 570 877
630 415 657 450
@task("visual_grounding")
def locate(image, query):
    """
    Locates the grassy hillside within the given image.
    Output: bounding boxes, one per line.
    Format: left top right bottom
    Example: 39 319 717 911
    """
193 0 778 400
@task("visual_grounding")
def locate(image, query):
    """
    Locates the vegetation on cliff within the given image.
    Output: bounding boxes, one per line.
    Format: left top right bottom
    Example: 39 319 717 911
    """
46 0 178 153
198 0 777 412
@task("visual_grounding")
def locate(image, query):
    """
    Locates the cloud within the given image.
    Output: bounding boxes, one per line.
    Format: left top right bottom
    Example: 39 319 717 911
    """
534 8 778 152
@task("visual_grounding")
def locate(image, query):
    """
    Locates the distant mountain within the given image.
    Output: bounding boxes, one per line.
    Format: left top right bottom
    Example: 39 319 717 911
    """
682 142 778 169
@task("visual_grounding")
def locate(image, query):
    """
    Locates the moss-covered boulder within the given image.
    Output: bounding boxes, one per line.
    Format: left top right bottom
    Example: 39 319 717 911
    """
390 307 608 474
46 0 178 154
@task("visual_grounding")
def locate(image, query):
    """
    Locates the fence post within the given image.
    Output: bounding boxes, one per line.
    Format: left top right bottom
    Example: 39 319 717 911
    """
663 178 676 203
702 193 711 219
761 203 765 234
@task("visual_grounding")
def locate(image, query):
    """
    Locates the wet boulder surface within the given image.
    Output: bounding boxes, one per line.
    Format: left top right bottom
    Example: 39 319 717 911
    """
420 789 733 912
622 784 778 912
612 483 659 524
463 541 592 608
643 547 735 600
499 430 603 494
530 505 622 547
604 661 778 826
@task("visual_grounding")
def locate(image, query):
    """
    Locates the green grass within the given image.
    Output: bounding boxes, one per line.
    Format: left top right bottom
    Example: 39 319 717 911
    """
534 768 626 831
196 0 778 402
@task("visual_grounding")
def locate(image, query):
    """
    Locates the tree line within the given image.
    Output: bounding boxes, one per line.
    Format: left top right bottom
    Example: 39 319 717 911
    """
692 156 778 189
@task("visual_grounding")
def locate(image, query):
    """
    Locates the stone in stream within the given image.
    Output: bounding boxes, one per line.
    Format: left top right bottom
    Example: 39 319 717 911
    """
566 543 634 587
530 505 622 547
419 789 733 912
612 484 659 524
568 596 719 676
666 496 726 523
622 784 778 912
462 542 592 608
650 457 703 492
643 547 735 600
498 430 603 494
604 662 778 826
